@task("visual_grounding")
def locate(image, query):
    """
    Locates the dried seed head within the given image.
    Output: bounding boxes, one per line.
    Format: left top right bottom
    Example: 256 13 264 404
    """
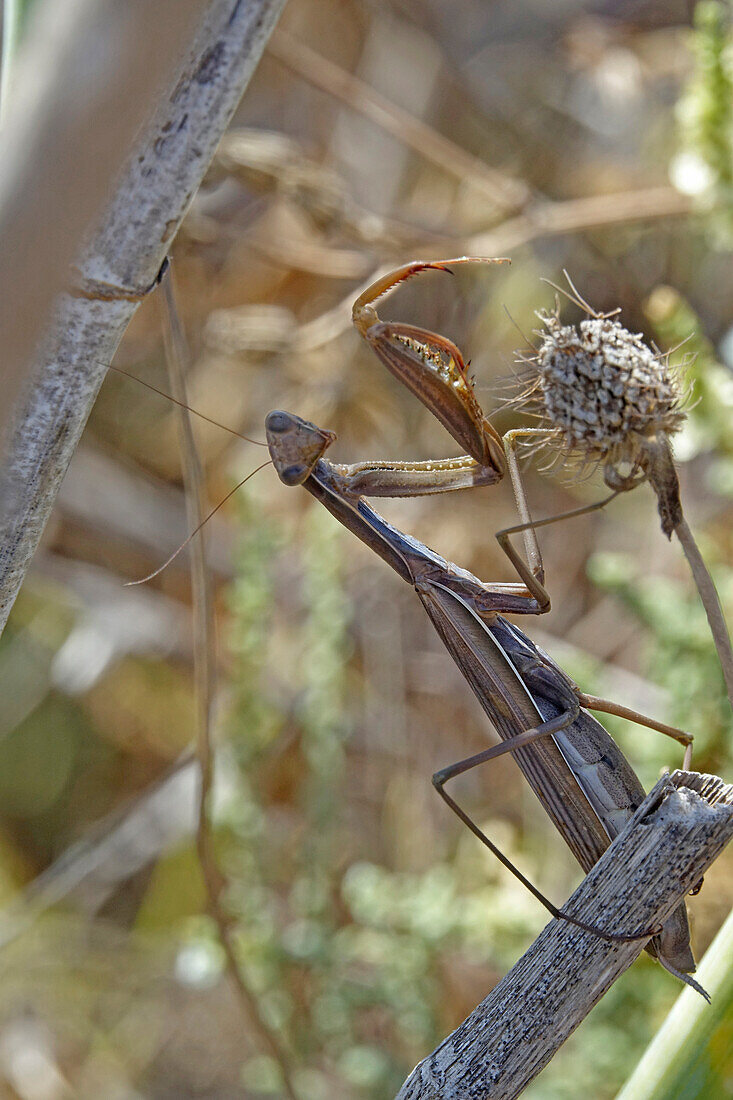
527 312 686 463
512 274 690 536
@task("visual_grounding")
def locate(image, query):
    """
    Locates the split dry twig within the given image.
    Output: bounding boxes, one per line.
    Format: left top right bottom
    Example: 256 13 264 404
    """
0 0 289 635
395 772 733 1100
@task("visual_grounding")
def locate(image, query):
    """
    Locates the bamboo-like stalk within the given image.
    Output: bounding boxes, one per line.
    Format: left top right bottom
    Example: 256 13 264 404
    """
0 0 289 636
615 905 733 1100
394 772 733 1100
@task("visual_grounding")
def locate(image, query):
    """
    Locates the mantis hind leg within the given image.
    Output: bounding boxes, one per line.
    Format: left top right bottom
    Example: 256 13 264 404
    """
576 692 694 771
432 709 662 946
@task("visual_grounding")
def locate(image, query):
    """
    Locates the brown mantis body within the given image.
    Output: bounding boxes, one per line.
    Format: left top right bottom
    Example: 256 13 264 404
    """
265 258 705 993
266 407 701 992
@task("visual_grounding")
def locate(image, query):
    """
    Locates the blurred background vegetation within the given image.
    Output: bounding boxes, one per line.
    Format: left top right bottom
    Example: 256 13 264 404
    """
2 0 733 1096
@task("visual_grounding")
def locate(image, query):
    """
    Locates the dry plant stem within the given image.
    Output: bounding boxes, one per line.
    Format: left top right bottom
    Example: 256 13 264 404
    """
0 0 289 636
268 29 530 213
512 293 732 720
467 186 692 255
395 772 733 1100
0 0 203 451
0 0 21 119
674 515 733 711
160 274 298 1100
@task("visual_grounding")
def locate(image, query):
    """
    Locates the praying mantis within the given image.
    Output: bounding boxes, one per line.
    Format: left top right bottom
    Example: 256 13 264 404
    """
265 258 707 995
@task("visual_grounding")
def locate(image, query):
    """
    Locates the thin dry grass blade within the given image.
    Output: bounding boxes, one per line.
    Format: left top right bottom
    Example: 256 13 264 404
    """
160 271 298 1100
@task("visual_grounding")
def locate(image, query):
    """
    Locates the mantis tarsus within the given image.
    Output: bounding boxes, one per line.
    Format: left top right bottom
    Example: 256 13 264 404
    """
265 258 707 996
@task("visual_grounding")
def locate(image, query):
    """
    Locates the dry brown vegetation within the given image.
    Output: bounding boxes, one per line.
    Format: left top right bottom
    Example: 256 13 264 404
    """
2 1 733 1097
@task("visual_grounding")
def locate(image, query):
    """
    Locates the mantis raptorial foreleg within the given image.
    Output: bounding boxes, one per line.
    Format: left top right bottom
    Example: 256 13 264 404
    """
117 254 701 982
350 259 554 585
349 261 627 607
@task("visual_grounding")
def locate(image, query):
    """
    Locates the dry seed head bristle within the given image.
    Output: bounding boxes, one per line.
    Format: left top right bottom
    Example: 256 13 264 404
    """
514 306 687 474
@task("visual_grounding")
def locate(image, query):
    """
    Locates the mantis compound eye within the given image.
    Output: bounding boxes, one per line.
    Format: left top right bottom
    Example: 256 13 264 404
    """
265 411 291 433
280 463 312 486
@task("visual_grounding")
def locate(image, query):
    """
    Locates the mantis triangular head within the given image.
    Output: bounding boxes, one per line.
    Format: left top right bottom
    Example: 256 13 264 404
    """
266 410 337 486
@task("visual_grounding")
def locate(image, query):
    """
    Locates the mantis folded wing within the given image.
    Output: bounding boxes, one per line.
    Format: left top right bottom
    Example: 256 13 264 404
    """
265 408 703 996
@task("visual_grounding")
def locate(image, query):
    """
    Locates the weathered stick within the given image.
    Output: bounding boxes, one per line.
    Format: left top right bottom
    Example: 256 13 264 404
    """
0 0 289 635
0 0 203 450
395 772 733 1100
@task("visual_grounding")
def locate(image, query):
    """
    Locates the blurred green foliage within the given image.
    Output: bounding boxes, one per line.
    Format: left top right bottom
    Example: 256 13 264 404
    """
677 0 733 241
645 284 733 464
589 554 732 762
615 909 733 1099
